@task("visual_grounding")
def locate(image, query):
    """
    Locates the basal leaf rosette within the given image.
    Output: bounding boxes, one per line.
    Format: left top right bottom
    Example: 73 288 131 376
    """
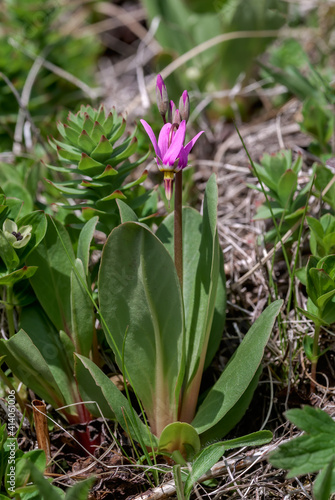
47 105 149 226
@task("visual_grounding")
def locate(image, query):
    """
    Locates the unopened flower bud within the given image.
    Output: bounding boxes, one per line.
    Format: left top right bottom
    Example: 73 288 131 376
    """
156 74 168 118
168 100 176 124
173 108 181 126
179 90 190 122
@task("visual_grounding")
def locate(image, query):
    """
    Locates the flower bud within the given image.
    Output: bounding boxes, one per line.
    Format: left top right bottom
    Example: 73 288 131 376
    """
179 90 190 122
168 100 176 124
173 108 181 126
156 74 168 118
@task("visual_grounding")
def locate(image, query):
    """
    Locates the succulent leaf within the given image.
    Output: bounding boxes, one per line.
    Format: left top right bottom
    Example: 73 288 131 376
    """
91 136 114 162
47 104 148 223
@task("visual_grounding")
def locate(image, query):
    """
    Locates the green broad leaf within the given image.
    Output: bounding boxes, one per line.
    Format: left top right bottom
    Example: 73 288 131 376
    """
317 255 335 281
306 255 322 306
16 211 47 262
75 354 157 448
252 163 278 192
78 130 95 154
0 329 66 409
0 266 37 285
77 216 98 277
321 213 335 233
269 406 335 479
0 231 19 272
200 367 261 443
204 246 226 369
277 169 297 207
313 458 335 500
292 153 303 175
156 176 226 393
8 450 46 495
309 268 335 304
158 423 201 461
316 289 335 312
59 330 75 371
90 135 114 162
298 302 326 327
19 305 76 409
307 216 324 240
98 222 184 437
283 207 305 221
71 259 94 357
78 153 104 177
324 232 335 254
184 430 273 499
295 267 307 286
27 216 75 332
182 174 220 390
2 182 33 218
116 199 139 223
315 164 335 210
321 298 335 325
303 335 316 362
65 477 95 500
192 300 283 435
5 198 24 221
253 204 284 220
16 460 65 499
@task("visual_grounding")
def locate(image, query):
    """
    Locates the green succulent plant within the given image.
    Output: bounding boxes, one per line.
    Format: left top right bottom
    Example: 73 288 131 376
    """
47 104 150 231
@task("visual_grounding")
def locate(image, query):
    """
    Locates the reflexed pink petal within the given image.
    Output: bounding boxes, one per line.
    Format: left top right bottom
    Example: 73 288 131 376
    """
158 123 172 158
140 120 161 158
176 130 204 171
183 130 204 155
163 120 186 166
176 148 188 170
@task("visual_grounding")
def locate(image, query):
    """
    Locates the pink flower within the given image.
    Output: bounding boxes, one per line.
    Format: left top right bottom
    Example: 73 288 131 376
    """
140 119 204 200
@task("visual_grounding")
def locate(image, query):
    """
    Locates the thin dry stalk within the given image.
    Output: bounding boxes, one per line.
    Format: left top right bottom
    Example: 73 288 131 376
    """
32 400 51 466
125 30 283 115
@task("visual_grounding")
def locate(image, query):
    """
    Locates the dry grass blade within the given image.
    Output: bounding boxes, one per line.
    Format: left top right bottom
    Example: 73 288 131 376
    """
132 442 285 500
125 29 283 115
233 219 302 287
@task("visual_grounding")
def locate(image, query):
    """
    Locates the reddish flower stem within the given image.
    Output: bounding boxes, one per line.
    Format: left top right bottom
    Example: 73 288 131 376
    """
174 171 183 290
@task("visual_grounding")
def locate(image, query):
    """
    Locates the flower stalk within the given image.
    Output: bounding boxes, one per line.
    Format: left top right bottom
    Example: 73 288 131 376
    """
174 171 183 289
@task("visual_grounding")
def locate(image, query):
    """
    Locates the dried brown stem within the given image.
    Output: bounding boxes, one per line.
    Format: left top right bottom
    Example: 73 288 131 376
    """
32 400 51 466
